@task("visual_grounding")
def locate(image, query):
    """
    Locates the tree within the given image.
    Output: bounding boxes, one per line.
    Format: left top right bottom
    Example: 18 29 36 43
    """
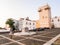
6 18 15 29
0 27 2 29
6 18 15 39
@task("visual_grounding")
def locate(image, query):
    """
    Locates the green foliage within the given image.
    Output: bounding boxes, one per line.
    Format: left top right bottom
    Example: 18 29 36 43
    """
5 18 15 28
0 27 2 29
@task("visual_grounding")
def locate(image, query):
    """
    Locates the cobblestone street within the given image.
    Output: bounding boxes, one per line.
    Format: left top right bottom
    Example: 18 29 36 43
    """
0 28 60 45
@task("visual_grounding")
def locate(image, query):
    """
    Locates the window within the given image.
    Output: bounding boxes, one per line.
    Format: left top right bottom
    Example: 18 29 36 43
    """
45 16 48 18
33 23 35 25
52 20 54 22
45 7 50 10
42 16 48 19
55 16 57 18
38 9 42 12
58 19 60 22
42 16 44 18
30 23 31 25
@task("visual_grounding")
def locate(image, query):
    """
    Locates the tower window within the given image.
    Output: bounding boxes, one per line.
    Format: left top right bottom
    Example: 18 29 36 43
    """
45 16 48 18
45 7 50 10
38 9 42 12
42 16 44 19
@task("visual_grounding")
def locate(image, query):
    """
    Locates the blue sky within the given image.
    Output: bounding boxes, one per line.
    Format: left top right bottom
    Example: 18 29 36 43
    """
0 0 60 27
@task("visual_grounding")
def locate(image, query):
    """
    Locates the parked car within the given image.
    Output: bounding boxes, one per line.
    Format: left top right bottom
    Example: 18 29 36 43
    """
36 28 45 31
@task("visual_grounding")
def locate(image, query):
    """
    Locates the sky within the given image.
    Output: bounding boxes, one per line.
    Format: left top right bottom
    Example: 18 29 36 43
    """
0 0 60 27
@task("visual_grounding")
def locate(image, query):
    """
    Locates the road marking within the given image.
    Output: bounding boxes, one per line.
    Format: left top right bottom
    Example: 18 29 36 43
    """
20 36 47 42
28 37 47 42
0 35 25 45
1 39 26 45
43 34 60 45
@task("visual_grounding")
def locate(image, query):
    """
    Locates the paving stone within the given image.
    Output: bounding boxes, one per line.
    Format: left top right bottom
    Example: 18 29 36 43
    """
1 33 10 38
43 35 56 37
12 36 25 41
0 38 11 44
0 28 60 45
19 39 45 45
0 36 3 38
35 36 52 41
6 42 20 45
34 32 57 37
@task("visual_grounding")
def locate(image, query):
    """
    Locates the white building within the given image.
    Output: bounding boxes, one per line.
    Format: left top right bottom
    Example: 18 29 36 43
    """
51 16 60 28
12 19 19 30
19 17 36 31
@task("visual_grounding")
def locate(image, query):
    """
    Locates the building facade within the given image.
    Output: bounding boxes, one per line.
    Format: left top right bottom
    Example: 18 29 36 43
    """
19 17 36 31
38 5 52 28
52 16 60 28
12 19 19 30
36 20 40 28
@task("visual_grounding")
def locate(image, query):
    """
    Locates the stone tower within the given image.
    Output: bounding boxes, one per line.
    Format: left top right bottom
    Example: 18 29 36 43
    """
38 5 51 29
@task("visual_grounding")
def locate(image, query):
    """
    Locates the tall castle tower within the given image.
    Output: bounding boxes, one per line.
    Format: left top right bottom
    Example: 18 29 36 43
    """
38 5 51 28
